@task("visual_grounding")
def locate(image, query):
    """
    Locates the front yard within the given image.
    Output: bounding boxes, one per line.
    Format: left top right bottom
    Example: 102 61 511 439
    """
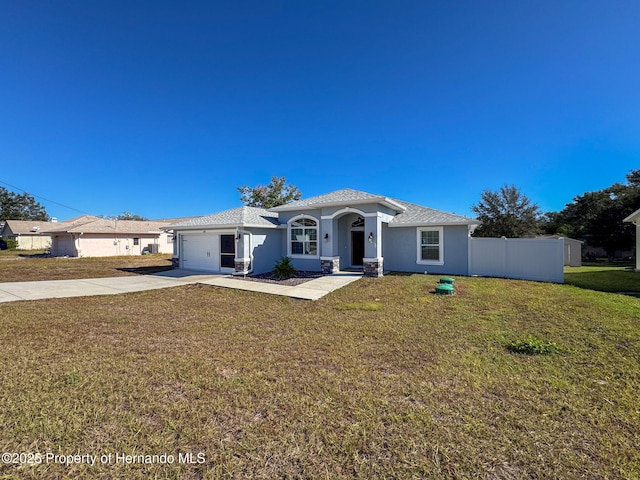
0 261 638 478
0 253 173 282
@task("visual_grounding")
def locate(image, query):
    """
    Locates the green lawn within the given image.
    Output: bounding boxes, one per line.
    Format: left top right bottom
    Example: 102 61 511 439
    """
565 264 640 296
0 271 639 479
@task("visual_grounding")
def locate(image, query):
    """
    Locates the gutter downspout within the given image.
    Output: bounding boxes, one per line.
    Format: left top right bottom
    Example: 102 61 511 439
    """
76 232 83 257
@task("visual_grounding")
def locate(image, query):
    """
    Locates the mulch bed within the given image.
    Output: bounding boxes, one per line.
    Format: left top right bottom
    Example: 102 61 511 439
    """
233 271 324 286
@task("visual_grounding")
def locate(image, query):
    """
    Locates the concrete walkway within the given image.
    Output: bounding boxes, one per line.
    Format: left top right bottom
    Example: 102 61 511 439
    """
195 271 362 300
0 270 362 303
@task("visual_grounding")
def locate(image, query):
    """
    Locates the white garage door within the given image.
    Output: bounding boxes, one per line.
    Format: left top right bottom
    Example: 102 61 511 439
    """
180 233 235 272
181 234 218 271
54 235 75 257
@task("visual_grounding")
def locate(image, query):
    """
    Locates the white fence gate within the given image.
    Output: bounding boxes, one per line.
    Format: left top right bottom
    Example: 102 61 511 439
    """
469 237 564 283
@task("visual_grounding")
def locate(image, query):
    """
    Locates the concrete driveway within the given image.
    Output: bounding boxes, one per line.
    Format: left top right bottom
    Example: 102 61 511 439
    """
0 270 361 303
0 271 218 303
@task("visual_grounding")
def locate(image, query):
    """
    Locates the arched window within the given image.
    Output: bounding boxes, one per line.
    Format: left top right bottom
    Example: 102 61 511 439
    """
289 217 318 257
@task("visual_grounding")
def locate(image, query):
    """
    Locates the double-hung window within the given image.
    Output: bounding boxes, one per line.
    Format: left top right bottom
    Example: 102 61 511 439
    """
417 227 443 265
289 217 318 257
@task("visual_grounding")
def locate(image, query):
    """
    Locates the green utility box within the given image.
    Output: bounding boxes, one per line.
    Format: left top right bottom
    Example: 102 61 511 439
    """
435 283 455 295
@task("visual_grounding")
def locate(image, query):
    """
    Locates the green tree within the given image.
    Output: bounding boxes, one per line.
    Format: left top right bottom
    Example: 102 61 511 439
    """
117 211 148 221
626 168 640 187
0 187 49 221
237 176 302 209
471 185 541 237
546 170 640 258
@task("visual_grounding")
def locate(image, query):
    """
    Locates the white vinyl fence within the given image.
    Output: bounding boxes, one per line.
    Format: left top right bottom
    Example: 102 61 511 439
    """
469 237 564 283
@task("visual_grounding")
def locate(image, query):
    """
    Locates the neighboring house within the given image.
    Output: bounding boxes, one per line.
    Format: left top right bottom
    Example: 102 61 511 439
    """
537 235 583 267
43 216 176 257
623 208 640 270
167 188 480 277
0 219 59 250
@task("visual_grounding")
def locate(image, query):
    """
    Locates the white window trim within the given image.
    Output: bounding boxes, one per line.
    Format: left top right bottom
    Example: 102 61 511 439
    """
287 214 320 259
416 226 444 265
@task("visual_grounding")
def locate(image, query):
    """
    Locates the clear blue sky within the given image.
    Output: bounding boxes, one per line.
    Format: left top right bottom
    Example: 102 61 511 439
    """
1 1 638 220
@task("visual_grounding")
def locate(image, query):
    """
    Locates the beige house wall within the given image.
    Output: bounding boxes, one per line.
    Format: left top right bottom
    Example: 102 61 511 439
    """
51 233 173 257
15 235 52 250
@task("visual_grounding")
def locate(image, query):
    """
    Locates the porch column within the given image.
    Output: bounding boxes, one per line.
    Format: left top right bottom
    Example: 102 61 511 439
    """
320 217 340 274
234 232 251 274
171 233 180 268
363 215 383 277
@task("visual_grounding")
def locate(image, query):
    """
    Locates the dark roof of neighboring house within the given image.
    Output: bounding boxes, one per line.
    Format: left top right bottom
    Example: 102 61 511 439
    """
536 235 584 243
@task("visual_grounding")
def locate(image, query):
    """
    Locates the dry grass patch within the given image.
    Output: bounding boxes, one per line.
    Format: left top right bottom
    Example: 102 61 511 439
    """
0 275 638 479
0 254 173 282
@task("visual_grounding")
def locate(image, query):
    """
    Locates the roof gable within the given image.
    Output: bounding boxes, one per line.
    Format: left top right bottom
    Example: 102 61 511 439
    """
269 188 406 213
623 207 640 223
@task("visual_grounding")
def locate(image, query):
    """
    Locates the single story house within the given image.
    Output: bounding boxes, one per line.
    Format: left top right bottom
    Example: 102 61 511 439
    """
536 235 583 267
0 219 58 250
43 216 176 257
623 208 640 270
167 188 480 277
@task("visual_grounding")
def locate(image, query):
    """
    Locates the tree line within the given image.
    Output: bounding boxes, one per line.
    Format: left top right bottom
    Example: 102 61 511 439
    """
0 187 148 223
472 169 640 258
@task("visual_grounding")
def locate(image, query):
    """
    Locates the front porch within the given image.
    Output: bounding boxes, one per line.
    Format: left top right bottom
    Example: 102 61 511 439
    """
319 208 387 277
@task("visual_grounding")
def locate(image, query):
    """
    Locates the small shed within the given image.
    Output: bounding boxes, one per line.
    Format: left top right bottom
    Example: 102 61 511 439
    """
536 235 583 267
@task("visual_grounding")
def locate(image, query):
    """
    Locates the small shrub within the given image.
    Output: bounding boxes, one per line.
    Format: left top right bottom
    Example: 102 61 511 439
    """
4 238 18 250
506 336 560 355
272 257 297 280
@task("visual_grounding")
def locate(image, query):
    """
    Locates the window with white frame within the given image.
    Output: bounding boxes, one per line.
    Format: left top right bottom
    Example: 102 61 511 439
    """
289 217 318 257
417 227 443 264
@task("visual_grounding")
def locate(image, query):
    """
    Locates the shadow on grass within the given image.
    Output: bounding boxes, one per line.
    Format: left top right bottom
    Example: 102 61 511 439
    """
564 266 640 297
116 265 174 275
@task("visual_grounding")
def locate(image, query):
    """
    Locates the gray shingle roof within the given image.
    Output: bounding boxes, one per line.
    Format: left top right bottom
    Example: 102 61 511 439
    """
168 206 279 229
269 188 476 225
388 200 479 226
269 188 406 212
169 189 477 229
